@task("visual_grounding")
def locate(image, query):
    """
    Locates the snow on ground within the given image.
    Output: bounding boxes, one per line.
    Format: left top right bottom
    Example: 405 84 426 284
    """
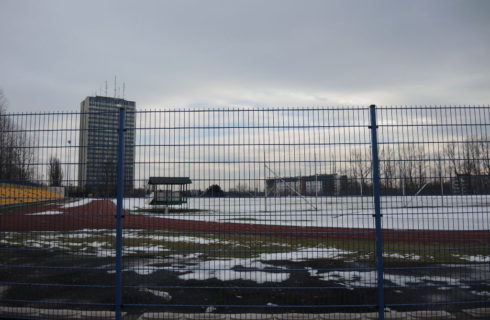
85 241 107 248
2 229 489 265
309 270 377 289
61 199 93 208
150 236 231 245
258 248 351 261
27 211 63 215
307 270 488 289
384 253 421 260
123 230 235 245
94 249 115 257
54 195 489 230
62 232 99 239
121 195 490 230
176 257 290 283
124 245 168 254
471 290 490 297
393 274 451 288
140 288 172 301
114 247 352 283
456 255 490 262
170 236 228 244
123 259 164 275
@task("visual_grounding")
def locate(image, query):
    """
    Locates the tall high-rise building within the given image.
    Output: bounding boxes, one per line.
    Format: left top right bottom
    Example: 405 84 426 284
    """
78 96 135 196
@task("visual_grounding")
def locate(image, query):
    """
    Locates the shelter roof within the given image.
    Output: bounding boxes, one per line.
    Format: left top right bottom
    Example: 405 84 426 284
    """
148 177 192 185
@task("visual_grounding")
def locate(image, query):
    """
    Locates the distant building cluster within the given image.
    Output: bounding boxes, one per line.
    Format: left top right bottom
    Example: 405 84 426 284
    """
265 174 348 196
451 174 490 195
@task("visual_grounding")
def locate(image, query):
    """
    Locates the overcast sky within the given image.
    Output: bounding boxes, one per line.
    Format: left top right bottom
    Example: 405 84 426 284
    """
1 0 489 112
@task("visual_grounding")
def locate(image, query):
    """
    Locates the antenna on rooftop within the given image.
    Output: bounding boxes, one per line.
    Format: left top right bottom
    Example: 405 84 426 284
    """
114 76 117 98
105 81 108 97
123 82 125 99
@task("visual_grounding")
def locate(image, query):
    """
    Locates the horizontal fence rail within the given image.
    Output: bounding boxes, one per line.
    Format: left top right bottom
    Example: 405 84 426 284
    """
0 105 488 319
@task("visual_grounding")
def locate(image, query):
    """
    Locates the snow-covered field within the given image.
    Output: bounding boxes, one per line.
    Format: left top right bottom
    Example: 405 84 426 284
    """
117 195 490 230
2 195 488 290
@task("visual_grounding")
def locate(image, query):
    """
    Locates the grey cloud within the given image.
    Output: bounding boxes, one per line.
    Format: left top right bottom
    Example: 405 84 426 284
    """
0 0 489 111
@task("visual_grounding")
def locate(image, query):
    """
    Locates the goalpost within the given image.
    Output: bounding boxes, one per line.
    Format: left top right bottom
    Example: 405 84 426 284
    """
403 182 430 208
263 164 318 212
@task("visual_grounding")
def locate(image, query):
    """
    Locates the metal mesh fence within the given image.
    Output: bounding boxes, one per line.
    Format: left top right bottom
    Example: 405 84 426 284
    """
376 107 490 314
0 106 488 319
0 111 117 319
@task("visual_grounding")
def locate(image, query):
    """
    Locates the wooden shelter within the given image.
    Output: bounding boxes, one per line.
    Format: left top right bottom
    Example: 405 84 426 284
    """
148 177 192 205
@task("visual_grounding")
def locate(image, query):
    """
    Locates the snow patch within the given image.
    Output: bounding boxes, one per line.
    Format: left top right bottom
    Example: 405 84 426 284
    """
86 241 107 248
177 258 289 283
384 274 464 287
117 196 490 230
309 270 377 289
61 199 93 208
27 211 63 215
140 288 172 301
471 290 490 297
155 236 232 245
259 248 350 261
457 255 490 263
384 253 421 260
124 245 168 253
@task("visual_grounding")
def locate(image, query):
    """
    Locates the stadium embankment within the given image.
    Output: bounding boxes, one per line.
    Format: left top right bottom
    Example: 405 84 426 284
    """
0 182 63 207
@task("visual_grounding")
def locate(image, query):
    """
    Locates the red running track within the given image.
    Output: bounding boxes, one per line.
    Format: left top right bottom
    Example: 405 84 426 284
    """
0 200 488 244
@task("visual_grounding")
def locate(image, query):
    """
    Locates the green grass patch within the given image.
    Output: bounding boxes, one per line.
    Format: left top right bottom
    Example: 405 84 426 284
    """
0 229 488 264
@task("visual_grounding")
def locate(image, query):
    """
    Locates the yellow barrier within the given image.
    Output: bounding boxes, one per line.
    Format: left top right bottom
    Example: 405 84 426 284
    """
0 183 63 206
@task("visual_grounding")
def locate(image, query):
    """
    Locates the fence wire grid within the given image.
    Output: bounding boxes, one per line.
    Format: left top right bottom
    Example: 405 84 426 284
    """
0 105 489 320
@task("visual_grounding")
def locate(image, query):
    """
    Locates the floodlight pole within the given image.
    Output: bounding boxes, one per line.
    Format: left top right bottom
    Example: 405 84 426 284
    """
369 105 385 320
315 153 318 210
115 107 126 320
264 152 268 213
67 140 71 188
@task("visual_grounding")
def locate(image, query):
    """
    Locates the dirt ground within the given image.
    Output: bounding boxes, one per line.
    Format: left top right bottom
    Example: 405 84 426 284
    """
1 249 488 316
0 199 488 316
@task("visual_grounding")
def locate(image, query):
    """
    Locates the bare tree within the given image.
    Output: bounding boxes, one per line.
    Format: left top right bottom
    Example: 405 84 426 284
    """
431 153 446 196
0 89 34 181
349 148 371 196
48 156 63 186
230 183 249 192
397 146 413 195
380 146 396 193
415 147 427 190
445 142 460 176
445 138 483 176
480 138 490 177
445 137 489 194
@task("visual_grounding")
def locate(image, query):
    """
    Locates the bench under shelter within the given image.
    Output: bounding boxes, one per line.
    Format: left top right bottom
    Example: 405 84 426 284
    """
148 177 192 205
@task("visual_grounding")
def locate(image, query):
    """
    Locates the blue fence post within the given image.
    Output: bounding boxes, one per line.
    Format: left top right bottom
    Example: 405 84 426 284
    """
115 107 126 320
369 104 385 320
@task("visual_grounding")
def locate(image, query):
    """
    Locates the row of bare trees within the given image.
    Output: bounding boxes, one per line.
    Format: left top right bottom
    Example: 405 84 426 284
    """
345 137 489 196
0 90 35 182
445 139 490 177
229 138 489 197
0 90 63 187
